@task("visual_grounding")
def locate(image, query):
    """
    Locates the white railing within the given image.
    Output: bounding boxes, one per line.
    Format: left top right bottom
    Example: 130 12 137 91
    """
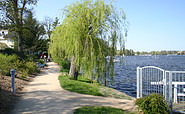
137 66 185 113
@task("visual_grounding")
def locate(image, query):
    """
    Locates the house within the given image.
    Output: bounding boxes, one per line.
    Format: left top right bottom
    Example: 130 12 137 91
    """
0 30 14 50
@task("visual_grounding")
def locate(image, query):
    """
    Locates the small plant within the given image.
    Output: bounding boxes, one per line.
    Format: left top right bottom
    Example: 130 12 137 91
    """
38 59 44 64
20 69 29 79
25 61 37 74
135 93 170 114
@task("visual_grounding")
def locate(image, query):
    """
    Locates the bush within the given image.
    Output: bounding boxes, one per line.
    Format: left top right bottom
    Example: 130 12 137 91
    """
135 93 170 114
38 59 44 64
20 69 29 79
25 61 37 74
0 54 19 76
0 53 38 78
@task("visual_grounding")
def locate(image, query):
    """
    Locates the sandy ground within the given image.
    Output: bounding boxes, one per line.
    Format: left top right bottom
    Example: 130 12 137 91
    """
11 62 136 114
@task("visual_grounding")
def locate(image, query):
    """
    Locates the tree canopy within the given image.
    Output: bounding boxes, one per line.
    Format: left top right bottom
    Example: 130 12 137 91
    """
22 11 46 53
49 0 128 81
0 0 38 52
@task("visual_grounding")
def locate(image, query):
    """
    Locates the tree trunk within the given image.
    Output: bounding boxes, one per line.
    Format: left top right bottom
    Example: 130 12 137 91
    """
69 56 78 80
17 31 22 52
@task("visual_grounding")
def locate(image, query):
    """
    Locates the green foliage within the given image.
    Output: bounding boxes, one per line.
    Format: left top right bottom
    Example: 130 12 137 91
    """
24 61 37 74
124 49 135 56
49 0 128 81
23 11 46 53
20 69 29 79
53 57 70 70
77 75 93 83
0 53 38 78
60 69 69 73
99 87 132 100
38 59 44 64
0 0 38 52
74 106 130 114
0 54 18 76
4 48 15 52
135 93 170 114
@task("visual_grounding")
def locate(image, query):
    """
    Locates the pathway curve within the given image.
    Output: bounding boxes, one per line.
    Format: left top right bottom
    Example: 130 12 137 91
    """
11 62 136 114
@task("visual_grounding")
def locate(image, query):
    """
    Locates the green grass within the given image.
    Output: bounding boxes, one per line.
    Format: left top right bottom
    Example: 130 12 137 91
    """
60 68 69 73
74 106 135 114
99 87 132 100
58 75 132 100
58 75 103 96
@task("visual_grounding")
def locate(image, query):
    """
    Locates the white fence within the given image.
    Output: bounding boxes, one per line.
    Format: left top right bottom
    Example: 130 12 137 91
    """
137 66 185 113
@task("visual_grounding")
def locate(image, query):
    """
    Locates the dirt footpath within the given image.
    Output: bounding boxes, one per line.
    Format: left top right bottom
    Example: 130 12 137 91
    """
11 62 136 114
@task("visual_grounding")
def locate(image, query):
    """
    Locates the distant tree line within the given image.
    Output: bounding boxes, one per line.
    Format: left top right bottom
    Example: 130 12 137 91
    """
117 49 185 56
117 49 135 56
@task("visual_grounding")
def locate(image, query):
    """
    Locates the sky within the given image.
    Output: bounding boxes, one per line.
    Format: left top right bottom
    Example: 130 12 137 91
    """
33 0 185 52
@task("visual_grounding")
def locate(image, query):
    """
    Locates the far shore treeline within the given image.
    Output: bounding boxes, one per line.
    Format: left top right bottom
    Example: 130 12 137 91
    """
117 49 185 56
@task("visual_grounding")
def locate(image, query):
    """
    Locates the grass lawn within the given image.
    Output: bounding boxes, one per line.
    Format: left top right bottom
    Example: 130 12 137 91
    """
58 75 103 96
74 106 135 114
58 74 132 100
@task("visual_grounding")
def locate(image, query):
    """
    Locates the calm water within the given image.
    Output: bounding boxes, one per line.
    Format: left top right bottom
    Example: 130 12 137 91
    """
107 55 185 98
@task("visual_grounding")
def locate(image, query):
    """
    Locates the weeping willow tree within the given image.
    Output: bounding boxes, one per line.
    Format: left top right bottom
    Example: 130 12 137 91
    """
49 0 128 81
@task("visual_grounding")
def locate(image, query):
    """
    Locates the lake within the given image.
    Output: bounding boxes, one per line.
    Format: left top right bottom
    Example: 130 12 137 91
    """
107 55 185 98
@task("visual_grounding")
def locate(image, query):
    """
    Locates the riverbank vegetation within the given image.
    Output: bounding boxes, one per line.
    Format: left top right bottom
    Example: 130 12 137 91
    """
58 75 132 100
54 56 132 100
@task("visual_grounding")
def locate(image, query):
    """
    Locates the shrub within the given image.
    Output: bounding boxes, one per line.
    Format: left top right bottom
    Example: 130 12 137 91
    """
61 60 70 69
0 53 38 78
25 61 37 74
20 69 29 79
38 59 44 64
0 54 19 76
135 93 170 114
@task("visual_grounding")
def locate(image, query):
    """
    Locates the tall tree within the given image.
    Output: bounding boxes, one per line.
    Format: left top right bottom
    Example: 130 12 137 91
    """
0 0 38 52
49 0 128 81
22 10 46 53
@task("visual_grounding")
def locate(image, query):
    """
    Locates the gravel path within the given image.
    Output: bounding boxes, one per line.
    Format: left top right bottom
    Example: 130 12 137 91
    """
11 62 136 114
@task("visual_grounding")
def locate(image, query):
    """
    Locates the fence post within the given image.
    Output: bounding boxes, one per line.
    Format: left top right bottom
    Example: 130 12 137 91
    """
10 69 15 94
137 67 140 98
174 84 178 103
164 71 167 101
169 71 173 113
140 67 143 98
